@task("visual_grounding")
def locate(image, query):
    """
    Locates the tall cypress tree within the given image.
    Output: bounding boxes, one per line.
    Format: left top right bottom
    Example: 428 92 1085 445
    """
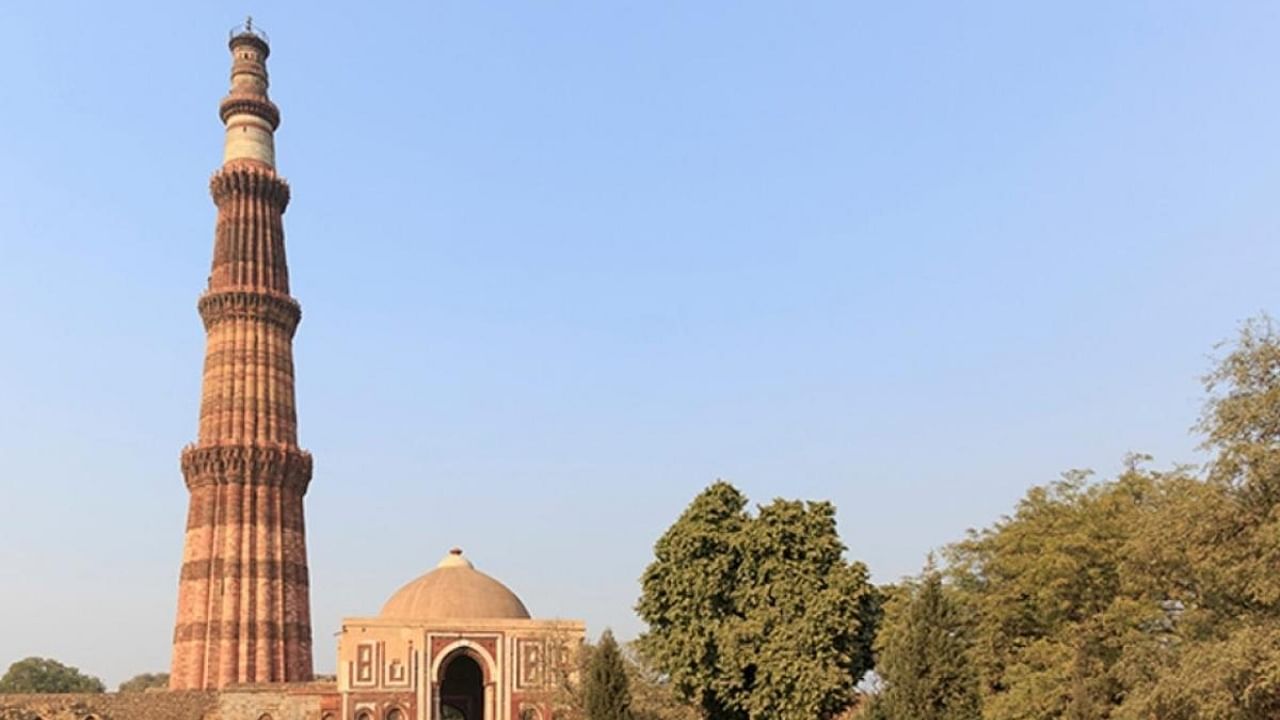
872 569 981 720
585 629 633 720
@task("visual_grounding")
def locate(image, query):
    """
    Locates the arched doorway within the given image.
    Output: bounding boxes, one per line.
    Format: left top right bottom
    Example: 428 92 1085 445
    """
440 653 485 720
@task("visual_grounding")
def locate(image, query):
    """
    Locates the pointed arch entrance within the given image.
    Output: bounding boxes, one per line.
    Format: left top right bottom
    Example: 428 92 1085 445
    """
432 642 495 720
440 653 483 719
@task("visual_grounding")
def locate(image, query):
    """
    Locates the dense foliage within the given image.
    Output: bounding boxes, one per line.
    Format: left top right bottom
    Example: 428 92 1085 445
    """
0 657 105 694
637 482 877 720
945 464 1168 719
117 672 169 692
866 315 1280 719
584 630 633 720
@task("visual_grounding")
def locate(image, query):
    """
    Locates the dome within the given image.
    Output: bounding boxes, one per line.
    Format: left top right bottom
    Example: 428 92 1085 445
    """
380 548 531 621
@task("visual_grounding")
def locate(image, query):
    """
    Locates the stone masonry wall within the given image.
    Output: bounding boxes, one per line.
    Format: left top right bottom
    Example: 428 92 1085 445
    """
0 691 217 720
0 684 338 720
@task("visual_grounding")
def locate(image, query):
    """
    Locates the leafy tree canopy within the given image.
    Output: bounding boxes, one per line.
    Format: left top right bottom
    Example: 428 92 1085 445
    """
637 481 878 720
0 657 105 694
926 316 1280 720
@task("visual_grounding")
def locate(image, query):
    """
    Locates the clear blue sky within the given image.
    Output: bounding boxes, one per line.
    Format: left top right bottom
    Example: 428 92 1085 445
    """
0 1 1276 686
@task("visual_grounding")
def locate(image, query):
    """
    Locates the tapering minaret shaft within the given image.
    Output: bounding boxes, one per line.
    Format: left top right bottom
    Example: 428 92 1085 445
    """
171 22 314 690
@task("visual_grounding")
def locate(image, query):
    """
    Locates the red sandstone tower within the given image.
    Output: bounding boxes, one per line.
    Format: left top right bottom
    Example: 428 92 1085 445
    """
171 21 314 689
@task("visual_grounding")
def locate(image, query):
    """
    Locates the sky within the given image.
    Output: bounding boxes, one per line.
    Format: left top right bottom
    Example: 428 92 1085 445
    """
0 1 1277 687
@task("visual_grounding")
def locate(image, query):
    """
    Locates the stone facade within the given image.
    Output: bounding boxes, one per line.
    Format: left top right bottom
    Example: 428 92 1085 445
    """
171 22 314 690
337 618 583 720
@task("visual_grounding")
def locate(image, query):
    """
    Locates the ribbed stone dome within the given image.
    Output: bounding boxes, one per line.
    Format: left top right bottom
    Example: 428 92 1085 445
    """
380 548 531 620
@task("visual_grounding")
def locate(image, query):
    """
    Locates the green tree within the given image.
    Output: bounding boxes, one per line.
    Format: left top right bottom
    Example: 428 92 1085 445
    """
117 672 169 692
0 657 105 694
933 316 1280 720
1200 314 1280 510
584 630 633 720
637 482 877 720
946 465 1167 720
871 568 980 720
637 481 748 720
728 499 878 719
1112 316 1280 719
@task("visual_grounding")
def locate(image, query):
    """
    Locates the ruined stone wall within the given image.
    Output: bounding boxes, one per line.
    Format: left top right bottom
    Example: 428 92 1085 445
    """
210 684 336 719
0 683 338 720
0 690 217 720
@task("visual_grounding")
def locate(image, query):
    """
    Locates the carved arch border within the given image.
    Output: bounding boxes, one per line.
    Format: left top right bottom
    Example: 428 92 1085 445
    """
430 638 498 686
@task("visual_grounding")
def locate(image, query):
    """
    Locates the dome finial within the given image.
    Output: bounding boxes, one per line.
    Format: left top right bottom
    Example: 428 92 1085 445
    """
438 547 474 569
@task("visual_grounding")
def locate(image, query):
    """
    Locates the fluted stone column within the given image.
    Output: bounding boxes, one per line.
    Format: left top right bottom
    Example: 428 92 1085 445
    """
171 22 314 690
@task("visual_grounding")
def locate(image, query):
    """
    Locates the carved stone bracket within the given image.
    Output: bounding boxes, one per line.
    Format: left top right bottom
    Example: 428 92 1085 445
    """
181 443 313 493
198 289 301 335
210 164 291 209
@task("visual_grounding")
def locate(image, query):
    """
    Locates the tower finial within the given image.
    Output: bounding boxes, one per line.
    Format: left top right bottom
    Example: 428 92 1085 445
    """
245 15 253 31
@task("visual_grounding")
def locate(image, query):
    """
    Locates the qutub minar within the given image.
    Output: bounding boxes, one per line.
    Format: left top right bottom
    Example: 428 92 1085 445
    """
171 19 316 690
0 21 586 720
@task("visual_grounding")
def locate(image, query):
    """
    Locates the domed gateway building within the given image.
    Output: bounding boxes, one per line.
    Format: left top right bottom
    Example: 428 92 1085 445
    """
339 549 583 720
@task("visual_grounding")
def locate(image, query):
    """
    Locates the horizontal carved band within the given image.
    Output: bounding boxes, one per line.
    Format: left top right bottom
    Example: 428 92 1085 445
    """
173 620 312 644
210 165 290 209
203 347 295 374
220 94 280 129
198 396 297 418
199 290 301 335
181 444 312 493
185 507 306 532
180 558 310 584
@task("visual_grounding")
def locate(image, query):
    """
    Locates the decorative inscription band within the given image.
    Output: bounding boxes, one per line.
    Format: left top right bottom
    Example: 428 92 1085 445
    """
185 510 307 532
173 620 312 643
203 347 295 374
180 558 310 584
